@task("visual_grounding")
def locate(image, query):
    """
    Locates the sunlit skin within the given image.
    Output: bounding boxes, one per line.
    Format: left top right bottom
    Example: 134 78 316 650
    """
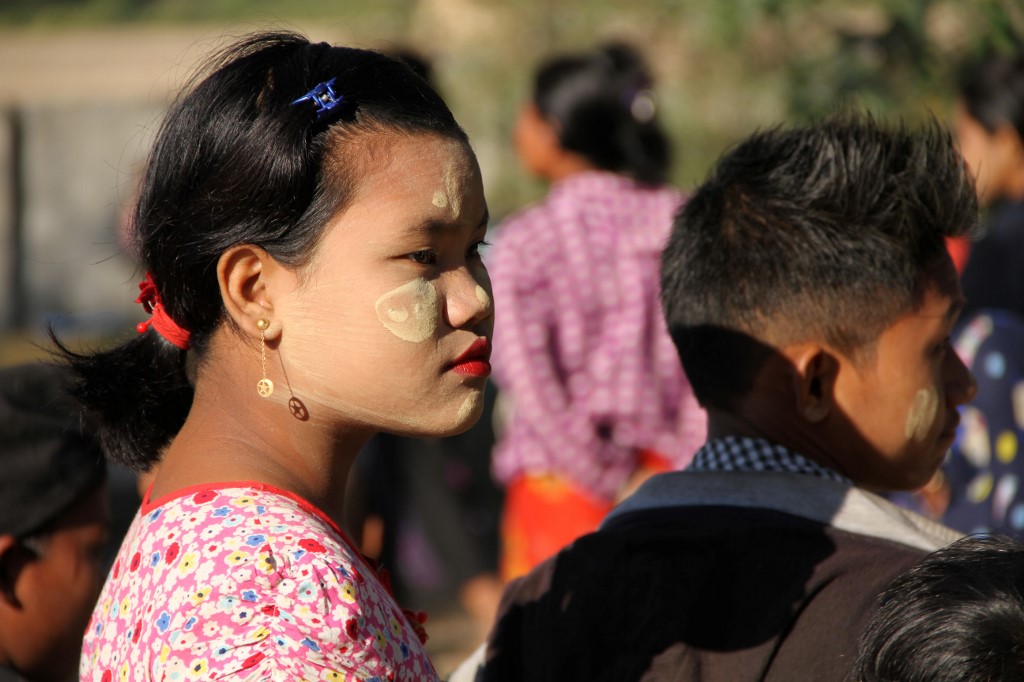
148 133 492 523
708 260 978 493
0 485 111 682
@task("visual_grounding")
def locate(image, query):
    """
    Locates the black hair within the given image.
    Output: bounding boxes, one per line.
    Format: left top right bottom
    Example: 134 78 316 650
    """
960 51 1024 139
54 32 468 471
533 42 671 185
388 48 436 89
853 534 1024 682
660 115 977 410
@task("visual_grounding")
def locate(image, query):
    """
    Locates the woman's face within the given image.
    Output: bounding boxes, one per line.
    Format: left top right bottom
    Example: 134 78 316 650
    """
276 133 493 437
514 102 560 180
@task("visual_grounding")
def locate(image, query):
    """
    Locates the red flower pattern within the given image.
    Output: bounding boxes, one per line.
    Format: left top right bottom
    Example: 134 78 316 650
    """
80 486 437 680
298 538 326 553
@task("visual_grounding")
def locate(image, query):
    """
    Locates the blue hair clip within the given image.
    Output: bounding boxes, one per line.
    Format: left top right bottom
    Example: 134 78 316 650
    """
291 78 344 122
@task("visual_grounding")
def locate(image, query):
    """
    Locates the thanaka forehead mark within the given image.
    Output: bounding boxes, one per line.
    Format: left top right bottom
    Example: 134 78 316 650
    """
444 155 463 217
431 140 471 218
401 208 490 240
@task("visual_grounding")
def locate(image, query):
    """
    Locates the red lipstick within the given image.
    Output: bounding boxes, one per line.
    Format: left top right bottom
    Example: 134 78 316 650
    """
451 337 491 377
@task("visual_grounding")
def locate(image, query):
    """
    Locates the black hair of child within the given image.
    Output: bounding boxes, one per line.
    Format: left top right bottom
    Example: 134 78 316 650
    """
960 51 1024 138
53 32 468 472
854 534 1024 682
660 114 978 411
532 42 671 185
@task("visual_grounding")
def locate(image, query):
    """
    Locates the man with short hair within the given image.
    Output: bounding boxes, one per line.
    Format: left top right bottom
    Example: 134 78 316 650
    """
0 363 109 682
459 116 978 681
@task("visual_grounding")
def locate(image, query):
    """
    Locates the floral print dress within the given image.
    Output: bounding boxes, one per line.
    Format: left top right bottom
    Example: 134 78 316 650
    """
80 483 438 681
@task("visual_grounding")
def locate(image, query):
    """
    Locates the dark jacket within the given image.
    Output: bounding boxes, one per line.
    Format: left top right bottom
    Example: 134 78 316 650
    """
469 471 961 682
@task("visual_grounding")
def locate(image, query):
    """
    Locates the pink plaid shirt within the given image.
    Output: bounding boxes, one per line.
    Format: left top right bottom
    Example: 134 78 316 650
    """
489 172 706 501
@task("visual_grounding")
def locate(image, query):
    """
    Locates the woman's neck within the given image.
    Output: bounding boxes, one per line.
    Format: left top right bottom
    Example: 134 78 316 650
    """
542 152 598 183
147 345 370 524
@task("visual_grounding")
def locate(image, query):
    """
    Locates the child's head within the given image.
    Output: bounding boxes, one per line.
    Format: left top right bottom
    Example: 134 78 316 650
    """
0 363 109 682
854 534 1024 682
661 116 978 489
65 32 492 470
956 51 1024 205
514 43 671 185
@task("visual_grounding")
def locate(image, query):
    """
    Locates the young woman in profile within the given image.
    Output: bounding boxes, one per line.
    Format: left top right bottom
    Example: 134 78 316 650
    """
61 32 492 681
489 44 705 581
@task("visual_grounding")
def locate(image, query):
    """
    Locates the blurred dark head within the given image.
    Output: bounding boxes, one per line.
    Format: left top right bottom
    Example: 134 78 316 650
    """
0 362 105 538
523 42 671 185
0 362 109 682
960 51 1024 139
956 51 1024 205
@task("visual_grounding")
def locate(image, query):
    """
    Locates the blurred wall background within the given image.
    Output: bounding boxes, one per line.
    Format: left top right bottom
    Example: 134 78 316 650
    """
0 0 1020 356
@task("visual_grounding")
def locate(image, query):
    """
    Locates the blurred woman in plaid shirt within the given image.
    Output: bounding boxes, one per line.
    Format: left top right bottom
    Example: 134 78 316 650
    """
489 43 705 581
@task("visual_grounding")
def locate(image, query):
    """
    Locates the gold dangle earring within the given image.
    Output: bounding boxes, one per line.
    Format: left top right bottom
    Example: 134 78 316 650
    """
256 319 274 398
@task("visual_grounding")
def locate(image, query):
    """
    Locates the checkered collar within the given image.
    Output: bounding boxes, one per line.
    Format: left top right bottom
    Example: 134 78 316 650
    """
687 436 849 485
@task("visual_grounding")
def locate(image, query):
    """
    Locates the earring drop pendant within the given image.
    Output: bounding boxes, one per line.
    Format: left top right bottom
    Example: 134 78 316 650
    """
256 319 274 398
257 378 274 398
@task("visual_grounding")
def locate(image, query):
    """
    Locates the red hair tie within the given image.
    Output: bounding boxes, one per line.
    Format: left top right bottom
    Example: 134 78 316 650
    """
135 273 191 350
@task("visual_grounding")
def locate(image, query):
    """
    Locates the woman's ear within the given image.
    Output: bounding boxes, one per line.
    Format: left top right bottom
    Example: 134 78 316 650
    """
216 245 290 341
789 344 839 424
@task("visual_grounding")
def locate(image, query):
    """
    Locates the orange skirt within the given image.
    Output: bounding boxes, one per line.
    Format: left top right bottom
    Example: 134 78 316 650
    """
499 474 612 582
499 450 674 582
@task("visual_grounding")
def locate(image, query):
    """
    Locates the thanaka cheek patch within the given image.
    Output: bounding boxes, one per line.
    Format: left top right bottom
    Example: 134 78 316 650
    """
475 284 492 312
457 393 484 424
374 278 439 342
905 387 940 442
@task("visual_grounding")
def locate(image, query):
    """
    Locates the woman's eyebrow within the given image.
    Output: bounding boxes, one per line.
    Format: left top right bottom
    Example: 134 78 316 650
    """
404 207 490 237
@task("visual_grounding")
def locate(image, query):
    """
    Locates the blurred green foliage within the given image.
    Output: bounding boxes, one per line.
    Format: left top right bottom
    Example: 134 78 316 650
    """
0 0 404 25
1 0 1021 216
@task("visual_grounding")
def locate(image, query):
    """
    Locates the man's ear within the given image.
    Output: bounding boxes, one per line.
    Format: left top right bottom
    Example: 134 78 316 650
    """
0 535 28 608
788 343 840 424
217 245 291 342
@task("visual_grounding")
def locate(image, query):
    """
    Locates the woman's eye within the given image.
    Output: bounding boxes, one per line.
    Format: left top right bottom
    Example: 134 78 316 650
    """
407 250 437 265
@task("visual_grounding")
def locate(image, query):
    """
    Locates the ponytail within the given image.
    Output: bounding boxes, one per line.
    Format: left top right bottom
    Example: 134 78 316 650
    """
53 331 192 471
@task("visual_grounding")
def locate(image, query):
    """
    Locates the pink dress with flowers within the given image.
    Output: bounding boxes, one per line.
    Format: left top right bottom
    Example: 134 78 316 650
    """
80 483 438 682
